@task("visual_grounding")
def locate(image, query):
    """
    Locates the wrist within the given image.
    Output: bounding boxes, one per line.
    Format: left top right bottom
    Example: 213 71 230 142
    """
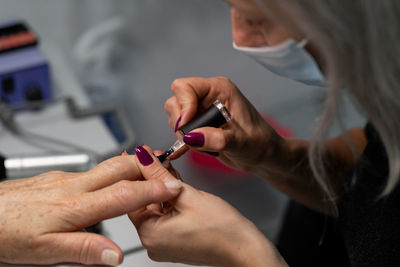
254 133 309 178
219 220 287 267
251 126 287 173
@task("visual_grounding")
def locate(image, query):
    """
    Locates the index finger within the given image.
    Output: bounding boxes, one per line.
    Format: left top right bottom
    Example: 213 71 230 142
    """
79 155 141 192
171 77 218 127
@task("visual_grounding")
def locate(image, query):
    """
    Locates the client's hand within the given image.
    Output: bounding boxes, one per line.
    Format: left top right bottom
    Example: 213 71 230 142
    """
0 155 182 266
130 145 287 267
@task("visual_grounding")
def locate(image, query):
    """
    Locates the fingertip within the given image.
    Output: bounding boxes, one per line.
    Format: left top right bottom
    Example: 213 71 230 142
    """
101 248 123 266
153 150 164 156
163 179 182 195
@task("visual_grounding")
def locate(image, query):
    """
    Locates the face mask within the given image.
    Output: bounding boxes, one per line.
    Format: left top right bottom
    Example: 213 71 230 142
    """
233 39 326 87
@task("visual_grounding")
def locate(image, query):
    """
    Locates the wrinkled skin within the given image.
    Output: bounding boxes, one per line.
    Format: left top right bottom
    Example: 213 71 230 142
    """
0 155 181 265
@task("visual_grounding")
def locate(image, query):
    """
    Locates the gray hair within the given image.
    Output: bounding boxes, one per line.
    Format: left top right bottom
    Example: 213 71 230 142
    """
257 1 400 204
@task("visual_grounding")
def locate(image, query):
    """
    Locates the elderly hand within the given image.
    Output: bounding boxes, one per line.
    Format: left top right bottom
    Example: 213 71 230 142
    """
164 76 284 175
0 155 182 266
129 145 287 267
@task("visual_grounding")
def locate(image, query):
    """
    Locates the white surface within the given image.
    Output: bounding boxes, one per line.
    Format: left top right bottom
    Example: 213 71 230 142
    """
0 103 118 157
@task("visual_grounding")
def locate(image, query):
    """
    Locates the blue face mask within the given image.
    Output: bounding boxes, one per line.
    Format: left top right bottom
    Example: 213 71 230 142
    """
233 39 326 87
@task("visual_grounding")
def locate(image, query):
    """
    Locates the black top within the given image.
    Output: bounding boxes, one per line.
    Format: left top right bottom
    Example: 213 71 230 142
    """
338 123 400 266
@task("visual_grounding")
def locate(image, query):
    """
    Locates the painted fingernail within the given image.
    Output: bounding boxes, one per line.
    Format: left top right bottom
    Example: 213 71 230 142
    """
183 132 205 147
101 249 120 266
174 115 182 132
135 145 154 166
164 180 182 194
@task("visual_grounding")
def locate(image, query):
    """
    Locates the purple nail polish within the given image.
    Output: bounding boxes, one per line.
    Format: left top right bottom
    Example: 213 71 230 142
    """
135 146 154 166
174 115 182 132
183 132 205 147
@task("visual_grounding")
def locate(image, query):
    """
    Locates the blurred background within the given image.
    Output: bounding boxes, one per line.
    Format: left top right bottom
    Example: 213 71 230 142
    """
0 0 365 266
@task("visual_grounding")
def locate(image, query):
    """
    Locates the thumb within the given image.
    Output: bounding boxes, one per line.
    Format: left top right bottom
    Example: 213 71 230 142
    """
41 232 123 266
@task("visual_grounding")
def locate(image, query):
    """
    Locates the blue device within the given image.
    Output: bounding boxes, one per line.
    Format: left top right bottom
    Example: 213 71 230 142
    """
0 20 51 105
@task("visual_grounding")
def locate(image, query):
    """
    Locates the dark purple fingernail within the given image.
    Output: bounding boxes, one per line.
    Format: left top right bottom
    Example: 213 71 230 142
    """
183 132 205 147
174 115 182 132
135 145 154 166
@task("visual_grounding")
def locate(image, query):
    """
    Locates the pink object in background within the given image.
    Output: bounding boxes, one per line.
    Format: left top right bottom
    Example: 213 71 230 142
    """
187 114 294 176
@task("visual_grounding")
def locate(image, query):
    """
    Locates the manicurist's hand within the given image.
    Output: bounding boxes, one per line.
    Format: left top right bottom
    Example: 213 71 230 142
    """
129 145 287 267
0 155 182 266
164 76 284 174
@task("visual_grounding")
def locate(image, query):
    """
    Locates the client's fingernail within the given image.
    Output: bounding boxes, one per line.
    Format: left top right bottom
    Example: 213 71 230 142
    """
164 180 182 194
183 132 205 147
101 249 120 266
174 115 182 132
120 149 128 156
135 145 154 166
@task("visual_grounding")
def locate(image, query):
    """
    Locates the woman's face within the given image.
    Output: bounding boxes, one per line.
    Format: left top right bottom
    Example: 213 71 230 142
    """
226 0 304 40
227 0 324 75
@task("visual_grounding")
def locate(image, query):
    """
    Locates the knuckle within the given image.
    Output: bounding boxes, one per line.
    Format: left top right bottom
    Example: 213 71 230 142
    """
141 180 166 204
115 180 133 205
100 156 122 171
215 75 228 81
171 78 185 92
141 236 152 249
164 97 174 113
96 157 130 179
215 75 231 84
46 170 66 179
215 141 227 151
213 130 228 151
79 236 95 264
141 233 160 252
213 76 237 94
145 165 170 181
148 181 166 202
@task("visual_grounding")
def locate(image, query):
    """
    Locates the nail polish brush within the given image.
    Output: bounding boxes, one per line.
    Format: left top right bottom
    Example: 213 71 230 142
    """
157 100 232 162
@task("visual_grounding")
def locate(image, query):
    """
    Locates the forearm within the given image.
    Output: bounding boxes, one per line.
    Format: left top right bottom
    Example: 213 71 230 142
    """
252 128 367 215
